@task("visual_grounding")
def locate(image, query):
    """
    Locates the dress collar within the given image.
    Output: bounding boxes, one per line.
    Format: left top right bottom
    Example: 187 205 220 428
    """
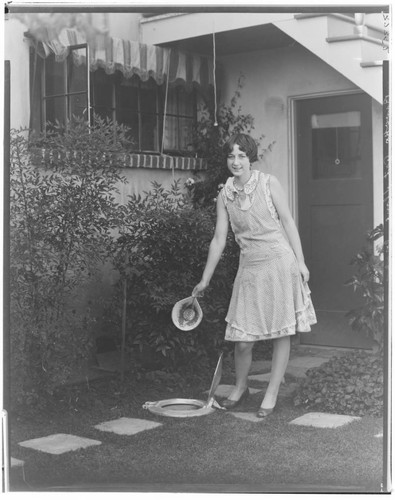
224 169 259 201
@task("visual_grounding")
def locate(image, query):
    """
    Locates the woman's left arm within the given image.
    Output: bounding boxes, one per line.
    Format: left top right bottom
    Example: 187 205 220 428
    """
270 175 310 282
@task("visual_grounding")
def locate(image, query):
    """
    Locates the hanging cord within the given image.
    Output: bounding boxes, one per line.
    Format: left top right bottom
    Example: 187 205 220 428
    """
212 29 218 127
161 49 175 179
161 50 170 155
30 40 39 133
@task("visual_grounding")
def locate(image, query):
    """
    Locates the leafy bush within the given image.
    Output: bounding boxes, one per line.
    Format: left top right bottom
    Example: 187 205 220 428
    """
110 181 240 371
10 115 130 406
345 225 385 351
190 74 275 207
293 351 383 417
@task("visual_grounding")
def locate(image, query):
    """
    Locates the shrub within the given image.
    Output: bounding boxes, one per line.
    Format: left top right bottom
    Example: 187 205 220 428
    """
10 115 130 406
293 351 383 417
345 225 385 351
110 181 240 372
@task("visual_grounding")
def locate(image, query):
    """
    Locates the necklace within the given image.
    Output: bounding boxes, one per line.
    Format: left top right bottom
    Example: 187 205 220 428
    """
234 172 252 193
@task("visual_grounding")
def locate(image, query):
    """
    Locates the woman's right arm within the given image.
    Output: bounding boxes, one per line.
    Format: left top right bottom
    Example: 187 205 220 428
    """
192 193 229 297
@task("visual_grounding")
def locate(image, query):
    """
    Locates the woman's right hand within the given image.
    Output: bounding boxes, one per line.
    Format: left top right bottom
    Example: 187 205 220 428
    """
192 280 209 298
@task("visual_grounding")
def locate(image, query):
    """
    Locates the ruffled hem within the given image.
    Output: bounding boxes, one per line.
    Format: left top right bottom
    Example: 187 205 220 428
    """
262 174 282 228
224 297 317 342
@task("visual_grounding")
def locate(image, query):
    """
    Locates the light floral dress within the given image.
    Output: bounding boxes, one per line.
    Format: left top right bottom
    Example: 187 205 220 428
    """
220 169 317 342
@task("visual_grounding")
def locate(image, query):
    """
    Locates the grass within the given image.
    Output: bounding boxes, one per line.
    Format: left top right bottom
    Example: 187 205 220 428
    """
9 363 384 493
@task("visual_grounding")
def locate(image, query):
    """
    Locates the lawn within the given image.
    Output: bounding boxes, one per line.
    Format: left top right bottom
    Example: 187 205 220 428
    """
9 366 384 493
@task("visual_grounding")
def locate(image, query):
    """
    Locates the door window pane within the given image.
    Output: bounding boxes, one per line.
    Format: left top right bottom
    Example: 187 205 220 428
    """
311 111 361 179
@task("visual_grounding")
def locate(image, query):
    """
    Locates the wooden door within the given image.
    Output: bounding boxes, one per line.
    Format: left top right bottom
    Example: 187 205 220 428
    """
296 93 373 349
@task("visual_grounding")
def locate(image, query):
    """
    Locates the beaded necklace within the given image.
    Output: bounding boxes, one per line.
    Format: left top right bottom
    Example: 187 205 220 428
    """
234 172 253 193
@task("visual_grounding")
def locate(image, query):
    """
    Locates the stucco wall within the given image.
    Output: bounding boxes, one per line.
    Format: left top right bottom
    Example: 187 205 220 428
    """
114 167 198 206
4 14 193 197
5 18 31 130
219 43 382 225
105 13 142 40
372 99 384 228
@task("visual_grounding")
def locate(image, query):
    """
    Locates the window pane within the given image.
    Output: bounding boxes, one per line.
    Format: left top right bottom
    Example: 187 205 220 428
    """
118 82 138 109
117 83 139 147
117 108 139 146
45 56 65 96
177 87 194 117
312 110 362 180
140 87 156 114
141 113 158 151
45 96 66 126
92 69 113 109
179 117 193 150
69 93 87 120
163 115 178 150
94 106 113 122
68 61 87 94
311 111 361 129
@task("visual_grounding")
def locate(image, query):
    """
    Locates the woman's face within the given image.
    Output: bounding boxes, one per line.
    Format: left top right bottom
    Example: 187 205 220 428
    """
226 144 251 180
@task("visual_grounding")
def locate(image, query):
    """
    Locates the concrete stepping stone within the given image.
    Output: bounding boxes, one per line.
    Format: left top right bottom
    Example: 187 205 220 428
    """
94 417 162 436
202 384 261 398
18 434 101 455
204 384 262 398
248 373 285 384
250 360 272 373
11 457 25 468
229 412 267 423
289 412 361 429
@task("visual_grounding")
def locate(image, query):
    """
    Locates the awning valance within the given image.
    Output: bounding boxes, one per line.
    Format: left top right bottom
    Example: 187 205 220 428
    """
27 27 214 89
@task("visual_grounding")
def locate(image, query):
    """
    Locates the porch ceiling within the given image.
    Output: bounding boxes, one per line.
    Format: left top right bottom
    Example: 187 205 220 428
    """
158 23 296 56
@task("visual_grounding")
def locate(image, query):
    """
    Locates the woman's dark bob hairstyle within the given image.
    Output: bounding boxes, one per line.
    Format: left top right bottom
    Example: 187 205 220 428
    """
223 133 258 163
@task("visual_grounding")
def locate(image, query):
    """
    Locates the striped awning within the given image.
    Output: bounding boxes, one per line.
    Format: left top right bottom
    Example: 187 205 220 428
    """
27 27 214 89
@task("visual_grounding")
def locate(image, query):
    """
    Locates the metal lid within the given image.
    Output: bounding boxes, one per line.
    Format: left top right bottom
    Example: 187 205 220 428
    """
206 352 223 404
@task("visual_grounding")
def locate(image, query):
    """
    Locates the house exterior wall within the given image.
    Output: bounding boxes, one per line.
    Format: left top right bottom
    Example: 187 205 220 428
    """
115 167 196 206
372 99 384 228
5 18 31 130
105 13 142 40
4 14 198 200
219 43 383 227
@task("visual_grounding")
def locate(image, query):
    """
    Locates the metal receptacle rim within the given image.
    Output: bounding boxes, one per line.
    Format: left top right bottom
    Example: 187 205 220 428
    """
143 398 215 418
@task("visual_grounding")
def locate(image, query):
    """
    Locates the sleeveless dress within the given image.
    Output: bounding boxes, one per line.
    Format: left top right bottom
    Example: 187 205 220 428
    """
220 169 317 342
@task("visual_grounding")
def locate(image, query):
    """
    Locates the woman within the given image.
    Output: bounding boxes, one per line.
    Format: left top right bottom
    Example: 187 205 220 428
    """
192 133 316 418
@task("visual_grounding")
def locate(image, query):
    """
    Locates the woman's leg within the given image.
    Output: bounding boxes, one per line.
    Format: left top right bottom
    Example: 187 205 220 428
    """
227 341 254 401
260 335 291 409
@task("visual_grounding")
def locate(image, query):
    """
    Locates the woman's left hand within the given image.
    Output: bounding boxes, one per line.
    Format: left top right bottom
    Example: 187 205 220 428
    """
298 262 310 282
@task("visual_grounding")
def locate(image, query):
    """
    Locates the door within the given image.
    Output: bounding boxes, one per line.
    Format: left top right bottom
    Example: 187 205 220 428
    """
296 93 373 349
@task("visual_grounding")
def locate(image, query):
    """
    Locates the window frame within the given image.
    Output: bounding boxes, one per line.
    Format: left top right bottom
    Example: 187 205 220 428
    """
31 45 198 155
41 43 90 133
90 70 197 155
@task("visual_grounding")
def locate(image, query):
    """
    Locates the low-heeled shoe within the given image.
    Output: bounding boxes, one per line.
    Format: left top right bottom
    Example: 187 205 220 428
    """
256 407 275 418
221 388 249 410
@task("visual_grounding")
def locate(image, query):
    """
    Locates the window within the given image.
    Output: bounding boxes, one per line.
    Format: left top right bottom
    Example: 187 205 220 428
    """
91 70 197 154
311 111 362 179
30 47 198 155
30 44 89 133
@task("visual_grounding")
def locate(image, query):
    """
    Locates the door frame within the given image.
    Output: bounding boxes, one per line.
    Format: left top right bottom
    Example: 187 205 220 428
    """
288 89 366 226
